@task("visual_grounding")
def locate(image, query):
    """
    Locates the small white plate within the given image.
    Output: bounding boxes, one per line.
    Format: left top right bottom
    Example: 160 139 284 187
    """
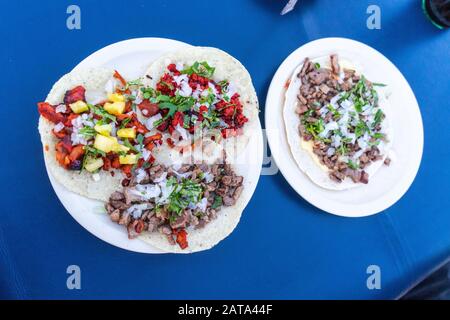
46 38 264 253
265 38 423 217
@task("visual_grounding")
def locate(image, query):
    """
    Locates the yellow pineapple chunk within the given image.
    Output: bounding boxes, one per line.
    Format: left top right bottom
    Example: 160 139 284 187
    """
93 135 116 153
108 93 125 103
117 128 136 139
119 154 138 165
69 100 89 114
104 101 125 116
94 124 112 136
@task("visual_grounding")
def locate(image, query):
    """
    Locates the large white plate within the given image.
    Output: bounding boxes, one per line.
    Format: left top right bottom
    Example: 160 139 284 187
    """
265 38 423 217
46 38 263 253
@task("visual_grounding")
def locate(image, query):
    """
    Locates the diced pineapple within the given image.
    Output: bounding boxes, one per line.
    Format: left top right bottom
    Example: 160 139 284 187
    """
108 93 125 102
119 154 138 165
112 143 130 153
84 157 104 172
117 128 136 139
69 100 89 114
93 134 130 154
104 101 125 116
94 124 112 136
93 134 117 153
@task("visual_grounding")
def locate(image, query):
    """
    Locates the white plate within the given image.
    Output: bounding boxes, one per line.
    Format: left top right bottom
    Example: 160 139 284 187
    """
265 38 423 217
46 38 263 253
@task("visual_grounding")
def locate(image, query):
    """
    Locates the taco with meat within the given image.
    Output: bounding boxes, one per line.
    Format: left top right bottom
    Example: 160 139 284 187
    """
283 54 393 190
104 158 251 253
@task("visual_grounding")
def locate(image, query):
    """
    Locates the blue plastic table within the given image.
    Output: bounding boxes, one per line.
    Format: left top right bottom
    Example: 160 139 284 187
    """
1 0 449 299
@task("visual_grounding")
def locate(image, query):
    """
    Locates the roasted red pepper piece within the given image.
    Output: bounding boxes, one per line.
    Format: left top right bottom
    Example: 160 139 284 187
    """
175 229 188 249
145 142 155 151
143 133 162 144
130 114 149 134
116 114 132 122
113 70 127 86
138 100 159 117
38 102 65 124
52 129 66 139
64 113 79 127
63 86 86 104
68 145 84 162
56 136 73 154
55 151 68 167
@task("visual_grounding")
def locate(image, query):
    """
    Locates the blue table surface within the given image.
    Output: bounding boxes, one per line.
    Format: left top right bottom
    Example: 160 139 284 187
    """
1 0 449 299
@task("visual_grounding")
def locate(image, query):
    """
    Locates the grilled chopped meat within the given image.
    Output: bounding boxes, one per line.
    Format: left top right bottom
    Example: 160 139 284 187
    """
104 161 244 249
296 55 389 184
330 54 340 75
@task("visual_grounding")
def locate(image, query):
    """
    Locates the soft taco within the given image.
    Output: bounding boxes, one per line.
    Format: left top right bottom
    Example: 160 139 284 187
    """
135 47 259 165
283 54 393 190
38 68 163 201
104 157 250 253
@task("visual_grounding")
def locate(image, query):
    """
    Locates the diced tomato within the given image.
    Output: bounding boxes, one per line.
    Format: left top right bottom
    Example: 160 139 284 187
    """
38 102 65 124
135 220 145 234
138 100 159 117
166 138 175 148
145 142 155 151
121 165 132 178
64 86 86 104
167 63 181 76
156 73 176 96
137 158 144 168
102 157 111 171
175 229 188 250
68 145 84 162
156 119 169 132
171 111 184 127
188 73 209 90
111 156 121 169
199 105 208 114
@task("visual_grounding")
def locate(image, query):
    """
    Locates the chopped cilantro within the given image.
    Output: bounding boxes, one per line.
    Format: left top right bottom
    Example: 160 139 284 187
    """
181 61 215 78
211 196 223 209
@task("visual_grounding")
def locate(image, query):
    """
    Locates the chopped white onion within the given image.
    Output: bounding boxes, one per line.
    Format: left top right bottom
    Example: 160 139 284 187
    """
135 169 148 184
145 113 162 130
55 104 67 113
54 122 65 133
